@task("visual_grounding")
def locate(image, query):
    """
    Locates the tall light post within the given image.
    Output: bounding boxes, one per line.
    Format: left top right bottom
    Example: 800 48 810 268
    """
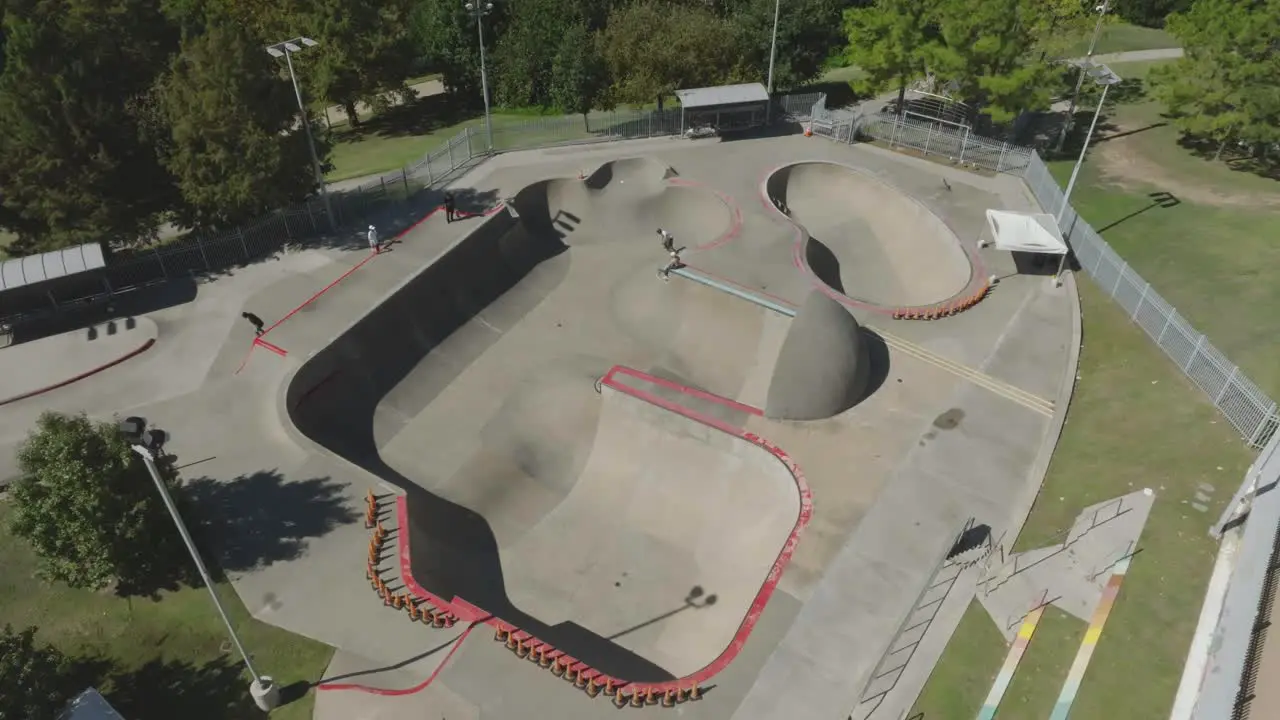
1055 0 1111 151
464 1 495 153
1054 62 1121 287
267 37 335 231
765 0 782 123
117 418 279 711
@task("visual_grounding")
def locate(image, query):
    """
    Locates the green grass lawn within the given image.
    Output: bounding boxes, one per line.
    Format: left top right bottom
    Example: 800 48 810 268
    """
910 278 1254 719
909 600 1007 718
1065 22 1178 56
0 502 334 719
1059 59 1280 399
993 607 1084 720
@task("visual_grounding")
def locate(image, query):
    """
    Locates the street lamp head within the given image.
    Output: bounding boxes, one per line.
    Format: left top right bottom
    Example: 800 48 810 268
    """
300 37 318 47
284 42 302 53
265 46 284 58
1088 64 1122 86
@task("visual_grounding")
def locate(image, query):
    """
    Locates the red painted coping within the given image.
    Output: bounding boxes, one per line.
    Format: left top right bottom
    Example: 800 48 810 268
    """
756 163 990 318
667 177 745 253
236 202 507 373
0 337 155 407
393 363 812 695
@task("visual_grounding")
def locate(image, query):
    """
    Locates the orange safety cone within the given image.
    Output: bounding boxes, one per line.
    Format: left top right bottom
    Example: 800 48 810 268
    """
575 671 588 689
539 650 553 668
364 504 376 529
564 666 578 683
630 691 645 708
586 677 600 697
407 602 420 622
529 645 543 663
603 678 617 696
614 691 629 708
688 683 702 701
803 125 813 137
433 613 447 628
552 659 566 677
391 593 403 610
662 689 677 707
515 639 529 658
421 609 434 625
645 689 657 705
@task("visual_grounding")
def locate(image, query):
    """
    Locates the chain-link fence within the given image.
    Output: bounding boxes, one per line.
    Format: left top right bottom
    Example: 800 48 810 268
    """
1020 154 1279 449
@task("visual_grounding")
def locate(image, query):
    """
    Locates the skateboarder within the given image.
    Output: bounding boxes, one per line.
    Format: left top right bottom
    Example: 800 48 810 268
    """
659 248 683 282
656 228 675 253
242 311 265 336
443 192 457 223
367 225 380 253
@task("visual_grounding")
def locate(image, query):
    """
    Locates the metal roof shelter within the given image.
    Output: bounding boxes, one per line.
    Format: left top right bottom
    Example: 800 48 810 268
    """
675 83 770 110
675 83 771 135
58 688 125 720
0 242 105 292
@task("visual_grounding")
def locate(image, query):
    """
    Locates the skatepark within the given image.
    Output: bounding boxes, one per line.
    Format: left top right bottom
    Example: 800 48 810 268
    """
0 134 1078 718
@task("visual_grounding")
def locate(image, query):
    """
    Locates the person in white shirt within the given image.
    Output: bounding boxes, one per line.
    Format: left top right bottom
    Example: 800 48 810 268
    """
367 225 380 254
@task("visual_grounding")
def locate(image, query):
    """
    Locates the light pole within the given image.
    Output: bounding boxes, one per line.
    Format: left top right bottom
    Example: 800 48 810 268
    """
1055 0 1111 151
765 0 781 123
118 418 279 712
1054 62 1121 287
267 37 335 231
464 2 495 153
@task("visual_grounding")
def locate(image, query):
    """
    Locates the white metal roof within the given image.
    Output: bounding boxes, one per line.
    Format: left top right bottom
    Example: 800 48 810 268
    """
675 83 770 109
983 210 1068 255
58 688 125 720
0 242 105 291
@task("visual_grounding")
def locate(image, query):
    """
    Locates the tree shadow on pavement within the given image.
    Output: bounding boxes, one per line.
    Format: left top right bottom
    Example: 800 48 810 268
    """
184 470 360 573
101 656 262 720
319 184 503 254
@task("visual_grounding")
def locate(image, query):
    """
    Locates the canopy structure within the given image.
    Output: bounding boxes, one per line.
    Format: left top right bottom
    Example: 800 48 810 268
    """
981 210 1068 255
58 688 125 720
675 83 770 110
0 242 105 292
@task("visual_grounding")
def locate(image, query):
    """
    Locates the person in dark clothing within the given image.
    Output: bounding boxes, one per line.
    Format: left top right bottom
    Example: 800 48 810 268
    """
443 192 457 223
242 311 265 336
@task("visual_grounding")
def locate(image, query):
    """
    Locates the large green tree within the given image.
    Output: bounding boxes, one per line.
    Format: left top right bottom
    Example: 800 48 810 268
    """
10 413 190 594
159 22 322 229
925 0 1069 122
409 0 487 106
210 0 418 127
843 0 939 113
1114 0 1193 28
0 0 179 254
0 625 72 720
599 0 742 107
1151 0 1280 159
728 0 853 91
549 23 611 119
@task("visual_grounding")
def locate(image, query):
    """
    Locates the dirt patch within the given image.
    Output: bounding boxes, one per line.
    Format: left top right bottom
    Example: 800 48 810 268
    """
1094 124 1280 210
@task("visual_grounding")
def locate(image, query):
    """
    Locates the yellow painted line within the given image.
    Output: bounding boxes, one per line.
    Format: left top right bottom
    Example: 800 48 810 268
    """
871 327 1056 418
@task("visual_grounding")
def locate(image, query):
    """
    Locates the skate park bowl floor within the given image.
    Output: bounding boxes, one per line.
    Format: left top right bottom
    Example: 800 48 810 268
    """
0 316 157 406
285 156 809 685
764 161 974 308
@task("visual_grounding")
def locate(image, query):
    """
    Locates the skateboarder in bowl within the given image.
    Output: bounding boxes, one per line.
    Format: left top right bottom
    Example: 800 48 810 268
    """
657 228 675 253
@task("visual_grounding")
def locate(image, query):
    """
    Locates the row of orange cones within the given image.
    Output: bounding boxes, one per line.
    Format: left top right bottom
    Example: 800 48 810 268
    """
494 627 701 708
891 281 992 321
363 489 379 529
366 509 459 628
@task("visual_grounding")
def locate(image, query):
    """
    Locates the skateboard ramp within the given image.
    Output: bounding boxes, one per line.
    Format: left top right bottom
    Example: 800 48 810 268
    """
766 161 972 307
286 157 800 681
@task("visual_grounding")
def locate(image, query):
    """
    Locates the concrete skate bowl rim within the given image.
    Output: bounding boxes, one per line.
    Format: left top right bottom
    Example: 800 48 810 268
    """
758 161 987 315
395 363 813 696
521 157 744 253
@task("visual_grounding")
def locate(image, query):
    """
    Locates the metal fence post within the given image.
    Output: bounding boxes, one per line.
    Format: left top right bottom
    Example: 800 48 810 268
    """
237 227 249 258
448 137 456 170
1215 367 1240 406
1132 282 1149 320
196 235 210 269
402 168 410 194
996 142 1008 173
380 176 387 196
1185 334 1205 372
154 247 168 279
1156 310 1172 344
1111 262 1128 296
924 124 934 156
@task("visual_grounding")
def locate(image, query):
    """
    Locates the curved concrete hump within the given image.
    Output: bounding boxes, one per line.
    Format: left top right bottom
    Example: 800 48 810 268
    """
765 291 869 421
764 161 973 308
584 156 674 191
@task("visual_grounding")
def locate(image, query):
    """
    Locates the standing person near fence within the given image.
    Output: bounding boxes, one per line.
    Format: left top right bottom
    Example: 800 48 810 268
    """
443 192 457 223
367 225 380 254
